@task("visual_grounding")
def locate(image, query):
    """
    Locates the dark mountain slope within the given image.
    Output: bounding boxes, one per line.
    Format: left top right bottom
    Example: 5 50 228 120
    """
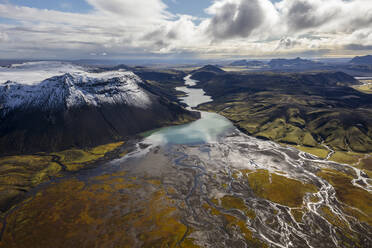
194 71 372 152
190 65 225 82
0 69 198 156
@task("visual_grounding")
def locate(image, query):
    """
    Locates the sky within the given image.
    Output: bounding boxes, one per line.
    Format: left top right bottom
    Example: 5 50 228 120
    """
0 0 371 60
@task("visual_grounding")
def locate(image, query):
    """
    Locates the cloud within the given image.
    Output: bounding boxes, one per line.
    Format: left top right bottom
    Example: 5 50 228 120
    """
85 0 171 23
0 0 372 59
277 37 300 49
278 0 339 31
0 32 8 42
276 0 372 35
206 0 264 40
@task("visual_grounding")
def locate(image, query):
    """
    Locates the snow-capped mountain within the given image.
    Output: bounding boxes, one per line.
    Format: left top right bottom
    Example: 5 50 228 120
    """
0 62 151 117
0 62 198 155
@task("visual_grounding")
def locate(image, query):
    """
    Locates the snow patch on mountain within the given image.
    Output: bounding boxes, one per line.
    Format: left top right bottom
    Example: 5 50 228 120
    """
0 62 152 117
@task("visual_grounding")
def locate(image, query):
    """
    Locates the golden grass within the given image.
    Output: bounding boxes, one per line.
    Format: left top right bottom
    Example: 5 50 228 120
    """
320 206 349 230
89 141 124 155
0 141 125 216
0 155 62 212
359 156 372 171
319 205 363 246
291 209 305 223
247 170 318 208
53 141 124 171
329 151 365 165
203 203 267 247
219 195 256 219
317 169 372 225
1 171 198 248
292 145 329 159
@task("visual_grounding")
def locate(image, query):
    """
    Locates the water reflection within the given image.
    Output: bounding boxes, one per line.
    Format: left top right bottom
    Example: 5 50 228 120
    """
175 75 212 109
144 75 234 145
145 112 233 145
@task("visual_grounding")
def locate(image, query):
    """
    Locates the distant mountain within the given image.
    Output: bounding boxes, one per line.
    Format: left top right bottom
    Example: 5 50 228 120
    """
0 62 198 155
89 64 132 73
193 65 225 74
350 55 372 65
190 65 225 82
269 57 323 69
230 60 266 67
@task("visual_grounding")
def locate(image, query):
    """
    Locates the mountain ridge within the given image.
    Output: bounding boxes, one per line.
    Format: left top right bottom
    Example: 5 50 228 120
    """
230 60 266 67
350 55 372 65
0 63 199 155
0 71 153 117
269 57 323 69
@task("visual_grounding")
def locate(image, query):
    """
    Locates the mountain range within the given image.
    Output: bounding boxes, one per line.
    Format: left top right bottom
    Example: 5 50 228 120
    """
229 60 266 67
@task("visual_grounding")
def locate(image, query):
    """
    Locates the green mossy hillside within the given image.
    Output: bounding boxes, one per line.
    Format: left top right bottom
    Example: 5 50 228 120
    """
196 72 372 154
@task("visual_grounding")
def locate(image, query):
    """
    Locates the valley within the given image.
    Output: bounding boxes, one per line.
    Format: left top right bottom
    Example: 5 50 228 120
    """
0 70 371 247
1 0 372 247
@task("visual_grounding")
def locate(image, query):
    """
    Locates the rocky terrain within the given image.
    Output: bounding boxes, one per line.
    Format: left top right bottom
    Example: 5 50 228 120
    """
0 62 199 217
1 119 370 248
0 62 199 155
0 65 370 248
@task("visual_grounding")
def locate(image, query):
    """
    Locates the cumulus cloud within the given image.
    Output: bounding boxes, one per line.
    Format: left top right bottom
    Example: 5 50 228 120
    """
277 0 339 31
276 0 372 35
206 0 264 39
0 0 372 59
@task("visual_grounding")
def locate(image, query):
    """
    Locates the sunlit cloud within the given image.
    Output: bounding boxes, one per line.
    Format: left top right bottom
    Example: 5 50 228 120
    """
0 0 371 59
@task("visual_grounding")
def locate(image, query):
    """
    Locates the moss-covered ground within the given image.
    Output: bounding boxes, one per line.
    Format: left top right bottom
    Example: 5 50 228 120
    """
246 169 318 208
0 172 198 248
52 141 124 171
291 145 329 159
0 155 61 214
217 195 256 219
0 141 125 214
196 72 372 159
203 200 267 247
317 169 372 226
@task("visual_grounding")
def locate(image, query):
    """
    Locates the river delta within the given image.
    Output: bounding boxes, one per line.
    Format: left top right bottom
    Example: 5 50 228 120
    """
0 76 371 248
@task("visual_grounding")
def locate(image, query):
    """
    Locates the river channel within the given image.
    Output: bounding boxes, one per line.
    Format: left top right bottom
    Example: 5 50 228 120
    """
1 75 371 248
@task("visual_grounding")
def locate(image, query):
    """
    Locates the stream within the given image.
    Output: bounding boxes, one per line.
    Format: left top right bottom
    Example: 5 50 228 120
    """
144 75 234 146
126 74 372 247
2 75 371 248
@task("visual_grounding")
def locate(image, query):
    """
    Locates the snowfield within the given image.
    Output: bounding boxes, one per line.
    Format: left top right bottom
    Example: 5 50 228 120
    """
0 61 152 117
